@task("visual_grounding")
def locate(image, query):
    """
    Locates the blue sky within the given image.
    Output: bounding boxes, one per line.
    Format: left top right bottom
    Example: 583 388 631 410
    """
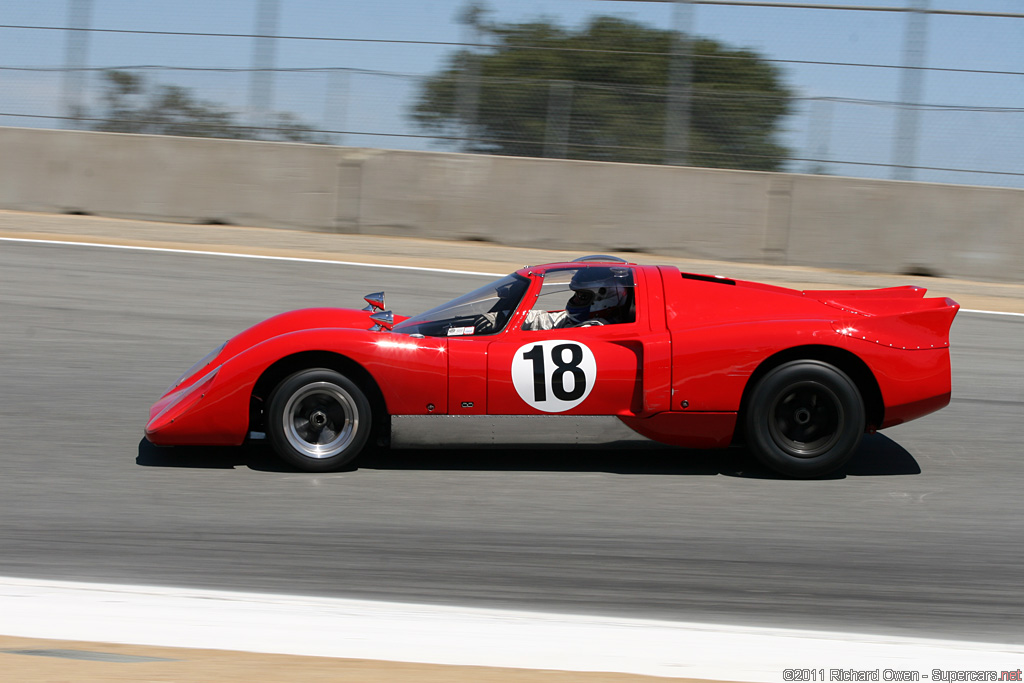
1 1 1022 187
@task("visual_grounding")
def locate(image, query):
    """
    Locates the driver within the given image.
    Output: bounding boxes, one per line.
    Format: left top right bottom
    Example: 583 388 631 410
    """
522 267 634 330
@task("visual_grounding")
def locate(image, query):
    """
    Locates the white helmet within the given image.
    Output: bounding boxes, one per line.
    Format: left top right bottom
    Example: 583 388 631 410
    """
565 267 634 324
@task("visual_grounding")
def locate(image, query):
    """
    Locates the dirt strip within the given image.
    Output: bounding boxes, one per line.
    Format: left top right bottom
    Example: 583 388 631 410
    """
0 635 718 683
3 209 1024 314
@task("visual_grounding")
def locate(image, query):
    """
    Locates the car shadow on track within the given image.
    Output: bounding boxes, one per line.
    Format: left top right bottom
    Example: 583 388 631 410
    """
358 432 919 478
136 439 295 473
136 433 920 478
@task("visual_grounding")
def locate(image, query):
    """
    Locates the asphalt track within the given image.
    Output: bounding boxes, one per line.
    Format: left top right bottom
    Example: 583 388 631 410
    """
1 227 1023 658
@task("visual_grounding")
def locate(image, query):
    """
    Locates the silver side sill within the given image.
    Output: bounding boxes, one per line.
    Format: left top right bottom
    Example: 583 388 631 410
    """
390 414 661 449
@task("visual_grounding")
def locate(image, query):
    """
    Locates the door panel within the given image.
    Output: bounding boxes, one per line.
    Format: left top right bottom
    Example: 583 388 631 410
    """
487 329 642 416
447 337 489 414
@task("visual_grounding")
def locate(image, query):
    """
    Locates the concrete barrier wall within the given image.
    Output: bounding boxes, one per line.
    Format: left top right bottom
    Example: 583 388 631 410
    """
1 127 1022 281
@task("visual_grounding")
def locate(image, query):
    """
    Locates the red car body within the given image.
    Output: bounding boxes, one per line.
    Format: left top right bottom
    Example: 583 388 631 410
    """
146 259 959 477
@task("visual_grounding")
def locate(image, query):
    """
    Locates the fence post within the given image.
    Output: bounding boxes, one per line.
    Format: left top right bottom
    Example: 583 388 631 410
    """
249 0 280 139
324 69 350 146
664 0 694 166
806 98 834 175
892 0 929 180
61 0 93 129
456 1 487 152
544 80 573 159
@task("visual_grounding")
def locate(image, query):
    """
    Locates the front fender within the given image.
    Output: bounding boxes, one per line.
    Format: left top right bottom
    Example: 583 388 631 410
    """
147 328 448 446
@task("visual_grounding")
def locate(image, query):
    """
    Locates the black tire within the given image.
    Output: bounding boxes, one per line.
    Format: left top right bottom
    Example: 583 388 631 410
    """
267 368 372 472
744 360 865 478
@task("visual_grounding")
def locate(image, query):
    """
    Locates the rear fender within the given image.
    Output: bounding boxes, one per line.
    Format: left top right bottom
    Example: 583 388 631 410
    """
736 344 886 434
671 321 845 413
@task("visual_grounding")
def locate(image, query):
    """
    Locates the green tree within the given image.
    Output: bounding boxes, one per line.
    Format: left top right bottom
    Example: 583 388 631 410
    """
412 16 792 170
93 70 327 143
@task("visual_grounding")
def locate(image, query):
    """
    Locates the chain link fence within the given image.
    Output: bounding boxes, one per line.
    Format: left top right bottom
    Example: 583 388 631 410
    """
1 1 1022 188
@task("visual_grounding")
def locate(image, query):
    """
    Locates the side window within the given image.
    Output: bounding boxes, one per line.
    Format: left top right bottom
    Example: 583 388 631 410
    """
529 270 577 315
393 274 529 337
521 267 636 331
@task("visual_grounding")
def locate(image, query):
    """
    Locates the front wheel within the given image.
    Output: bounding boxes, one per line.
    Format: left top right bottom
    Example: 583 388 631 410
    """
267 368 371 472
744 360 865 478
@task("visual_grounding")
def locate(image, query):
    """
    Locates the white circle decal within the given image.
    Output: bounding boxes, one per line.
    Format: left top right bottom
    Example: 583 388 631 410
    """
511 340 596 412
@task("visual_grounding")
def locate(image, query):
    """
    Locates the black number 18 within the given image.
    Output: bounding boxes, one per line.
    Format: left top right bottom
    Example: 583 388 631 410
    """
522 344 587 402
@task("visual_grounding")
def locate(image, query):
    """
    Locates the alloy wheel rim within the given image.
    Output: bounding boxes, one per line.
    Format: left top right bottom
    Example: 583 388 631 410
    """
767 380 844 458
282 382 358 459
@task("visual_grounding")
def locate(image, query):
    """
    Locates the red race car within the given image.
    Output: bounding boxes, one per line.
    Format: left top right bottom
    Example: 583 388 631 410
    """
146 256 959 478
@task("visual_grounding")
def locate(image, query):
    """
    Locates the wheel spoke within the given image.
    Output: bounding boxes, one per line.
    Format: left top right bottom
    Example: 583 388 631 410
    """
769 380 843 457
294 416 313 442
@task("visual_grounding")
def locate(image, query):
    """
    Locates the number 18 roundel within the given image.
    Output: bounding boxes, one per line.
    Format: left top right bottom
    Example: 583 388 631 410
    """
511 340 597 412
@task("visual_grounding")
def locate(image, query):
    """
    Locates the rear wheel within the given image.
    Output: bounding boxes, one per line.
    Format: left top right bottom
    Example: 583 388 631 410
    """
744 360 865 478
267 368 371 472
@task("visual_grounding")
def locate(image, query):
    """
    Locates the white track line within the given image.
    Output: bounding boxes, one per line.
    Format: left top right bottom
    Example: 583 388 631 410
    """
3 236 1022 319
0 236 503 277
961 308 1024 317
0 577 1021 681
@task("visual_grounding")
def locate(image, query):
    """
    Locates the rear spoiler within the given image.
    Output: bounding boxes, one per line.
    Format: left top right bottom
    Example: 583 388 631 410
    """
824 292 960 350
805 285 927 301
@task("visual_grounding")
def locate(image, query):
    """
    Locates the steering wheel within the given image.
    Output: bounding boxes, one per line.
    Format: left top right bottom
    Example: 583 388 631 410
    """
474 311 502 335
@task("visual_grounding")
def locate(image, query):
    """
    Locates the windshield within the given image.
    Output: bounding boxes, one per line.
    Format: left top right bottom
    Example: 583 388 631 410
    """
393 273 530 337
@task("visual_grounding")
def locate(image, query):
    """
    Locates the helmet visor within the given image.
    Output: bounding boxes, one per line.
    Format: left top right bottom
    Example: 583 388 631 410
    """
568 289 596 307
